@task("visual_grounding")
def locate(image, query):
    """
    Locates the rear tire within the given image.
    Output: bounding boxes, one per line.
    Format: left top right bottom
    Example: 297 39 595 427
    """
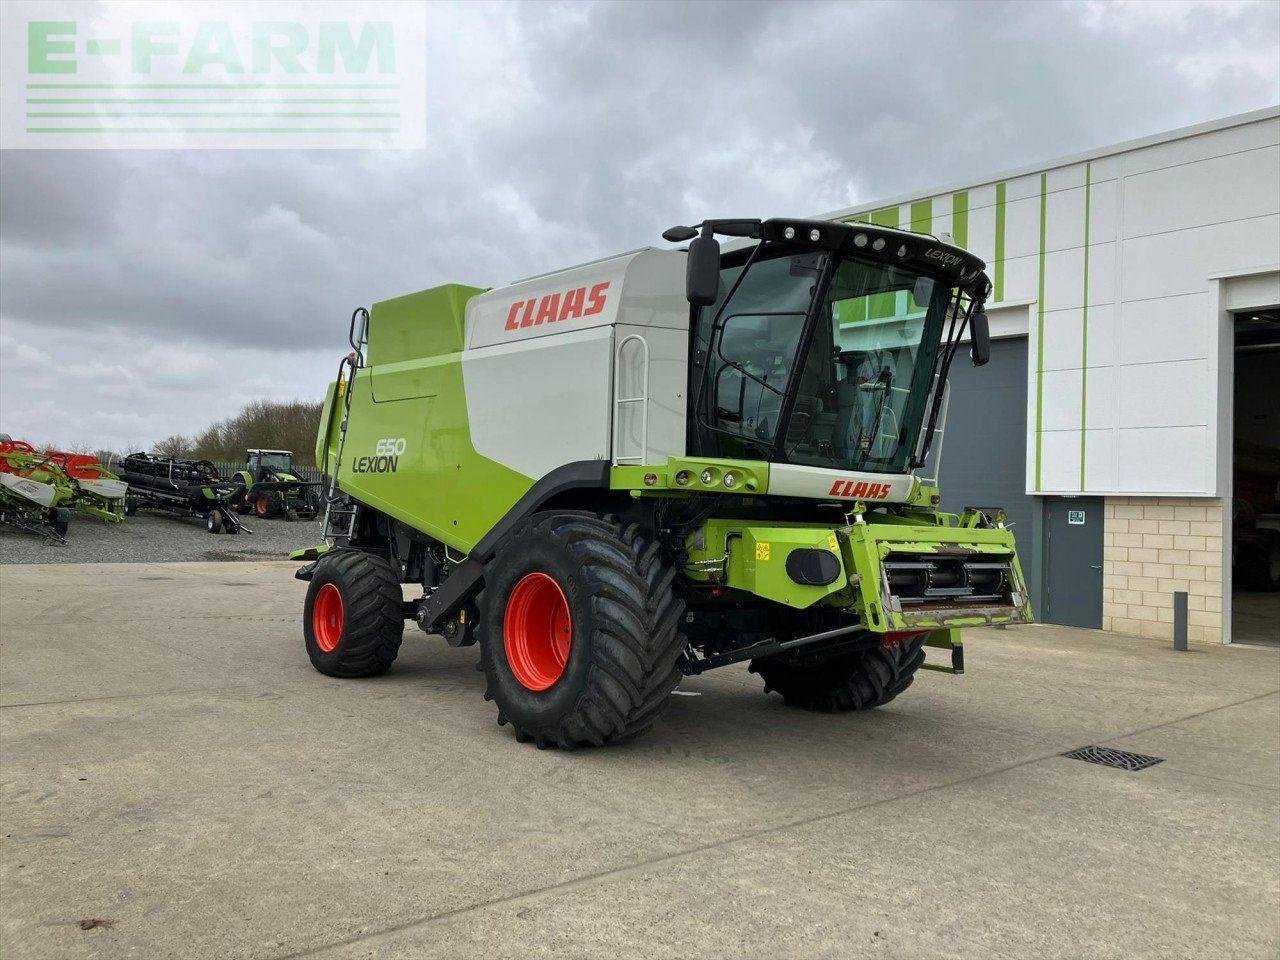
478 512 685 748
752 633 927 712
206 509 223 534
304 551 404 678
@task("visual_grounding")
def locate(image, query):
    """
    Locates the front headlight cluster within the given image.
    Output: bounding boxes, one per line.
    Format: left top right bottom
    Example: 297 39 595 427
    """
673 465 753 491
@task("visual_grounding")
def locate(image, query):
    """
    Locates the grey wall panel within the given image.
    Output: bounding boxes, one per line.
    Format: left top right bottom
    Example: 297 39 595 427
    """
937 337 1039 603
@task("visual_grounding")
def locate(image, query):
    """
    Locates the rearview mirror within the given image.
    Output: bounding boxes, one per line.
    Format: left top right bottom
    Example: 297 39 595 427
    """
970 310 990 366
686 234 722 306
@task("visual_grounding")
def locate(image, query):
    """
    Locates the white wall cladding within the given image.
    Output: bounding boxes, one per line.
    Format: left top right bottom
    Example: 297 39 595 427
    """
823 108 1280 498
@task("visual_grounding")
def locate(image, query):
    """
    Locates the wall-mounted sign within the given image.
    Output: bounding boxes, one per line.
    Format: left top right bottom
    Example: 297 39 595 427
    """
1068 509 1086 525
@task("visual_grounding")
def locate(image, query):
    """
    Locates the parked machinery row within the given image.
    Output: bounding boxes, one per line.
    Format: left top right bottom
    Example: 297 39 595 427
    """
0 441 318 541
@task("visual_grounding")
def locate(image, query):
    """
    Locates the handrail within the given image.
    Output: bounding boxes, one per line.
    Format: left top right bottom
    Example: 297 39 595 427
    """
613 334 650 466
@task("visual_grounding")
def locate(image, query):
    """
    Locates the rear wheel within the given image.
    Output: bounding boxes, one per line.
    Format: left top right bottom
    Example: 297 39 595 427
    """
752 633 927 712
206 509 224 534
304 551 404 677
478 512 685 748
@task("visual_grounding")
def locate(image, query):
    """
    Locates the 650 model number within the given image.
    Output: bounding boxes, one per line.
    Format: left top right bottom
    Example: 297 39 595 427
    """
352 437 405 474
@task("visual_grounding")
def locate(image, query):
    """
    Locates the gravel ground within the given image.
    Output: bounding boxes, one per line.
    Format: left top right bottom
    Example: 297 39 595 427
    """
0 510 324 564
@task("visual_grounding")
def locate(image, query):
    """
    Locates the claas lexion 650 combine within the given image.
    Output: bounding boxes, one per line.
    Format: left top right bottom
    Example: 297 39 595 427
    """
294 217 1031 747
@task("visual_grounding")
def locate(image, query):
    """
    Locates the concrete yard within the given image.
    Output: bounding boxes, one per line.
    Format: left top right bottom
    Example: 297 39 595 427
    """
1 561 1277 960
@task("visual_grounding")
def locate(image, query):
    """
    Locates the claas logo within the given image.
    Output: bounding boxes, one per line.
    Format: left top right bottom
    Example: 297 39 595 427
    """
828 479 892 500
504 282 610 331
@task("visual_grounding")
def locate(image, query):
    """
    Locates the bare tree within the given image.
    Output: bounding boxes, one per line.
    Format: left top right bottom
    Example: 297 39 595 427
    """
152 434 191 458
179 399 324 466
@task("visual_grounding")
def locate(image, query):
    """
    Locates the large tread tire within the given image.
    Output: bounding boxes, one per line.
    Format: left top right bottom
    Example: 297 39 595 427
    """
752 633 927 712
477 512 685 748
304 550 404 678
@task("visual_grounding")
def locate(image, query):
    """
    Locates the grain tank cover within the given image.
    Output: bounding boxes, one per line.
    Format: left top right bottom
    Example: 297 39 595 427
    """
368 283 487 365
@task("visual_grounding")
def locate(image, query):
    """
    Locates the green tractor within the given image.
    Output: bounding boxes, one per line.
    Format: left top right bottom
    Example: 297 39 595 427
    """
294 217 1031 748
228 449 318 520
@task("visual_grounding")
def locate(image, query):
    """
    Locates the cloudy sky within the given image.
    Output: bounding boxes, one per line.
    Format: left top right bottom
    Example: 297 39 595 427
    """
2 0 1278 451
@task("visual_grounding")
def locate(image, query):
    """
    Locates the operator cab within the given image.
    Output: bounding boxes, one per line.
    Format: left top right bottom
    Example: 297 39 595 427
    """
668 218 991 479
247 449 294 478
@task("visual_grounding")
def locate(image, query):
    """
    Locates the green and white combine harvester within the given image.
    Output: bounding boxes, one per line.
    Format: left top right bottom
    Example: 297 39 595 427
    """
294 217 1031 747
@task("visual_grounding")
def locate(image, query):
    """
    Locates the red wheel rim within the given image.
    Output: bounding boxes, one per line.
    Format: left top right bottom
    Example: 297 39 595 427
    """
313 583 344 653
503 572 573 691
256 497 269 516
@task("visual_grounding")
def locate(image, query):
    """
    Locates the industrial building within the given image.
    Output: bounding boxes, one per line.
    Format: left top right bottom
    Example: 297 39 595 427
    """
824 106 1280 644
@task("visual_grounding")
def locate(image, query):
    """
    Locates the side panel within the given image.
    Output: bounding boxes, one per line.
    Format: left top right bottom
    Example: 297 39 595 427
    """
612 250 690 463
462 254 628 479
613 323 688 464
463 325 614 479
331 360 534 553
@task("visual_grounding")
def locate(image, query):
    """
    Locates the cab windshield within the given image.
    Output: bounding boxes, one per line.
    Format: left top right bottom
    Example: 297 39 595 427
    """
256 452 293 472
691 250 952 474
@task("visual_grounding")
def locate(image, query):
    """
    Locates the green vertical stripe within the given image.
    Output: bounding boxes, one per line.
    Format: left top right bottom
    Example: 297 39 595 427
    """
1079 163 1092 491
993 182 1007 302
910 199 932 235
1034 174 1048 491
951 191 968 248
869 207 899 228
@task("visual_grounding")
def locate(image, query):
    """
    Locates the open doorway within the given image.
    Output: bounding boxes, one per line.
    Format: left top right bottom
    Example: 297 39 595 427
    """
1231 308 1280 646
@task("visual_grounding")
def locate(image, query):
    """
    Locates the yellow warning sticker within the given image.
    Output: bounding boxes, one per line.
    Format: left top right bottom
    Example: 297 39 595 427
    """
827 534 839 551
755 542 771 561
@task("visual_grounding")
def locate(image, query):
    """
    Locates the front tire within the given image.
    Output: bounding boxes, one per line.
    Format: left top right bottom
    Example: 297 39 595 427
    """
304 551 404 677
477 513 685 748
752 633 927 712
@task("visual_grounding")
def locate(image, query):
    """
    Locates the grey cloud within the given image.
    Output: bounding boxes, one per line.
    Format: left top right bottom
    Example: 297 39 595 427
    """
1 0 1277 449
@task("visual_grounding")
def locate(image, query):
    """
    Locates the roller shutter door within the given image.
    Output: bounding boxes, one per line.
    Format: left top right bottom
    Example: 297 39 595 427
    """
936 337 1037 599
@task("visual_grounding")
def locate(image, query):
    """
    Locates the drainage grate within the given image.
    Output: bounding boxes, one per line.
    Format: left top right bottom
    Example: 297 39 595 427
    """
1062 745 1164 771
